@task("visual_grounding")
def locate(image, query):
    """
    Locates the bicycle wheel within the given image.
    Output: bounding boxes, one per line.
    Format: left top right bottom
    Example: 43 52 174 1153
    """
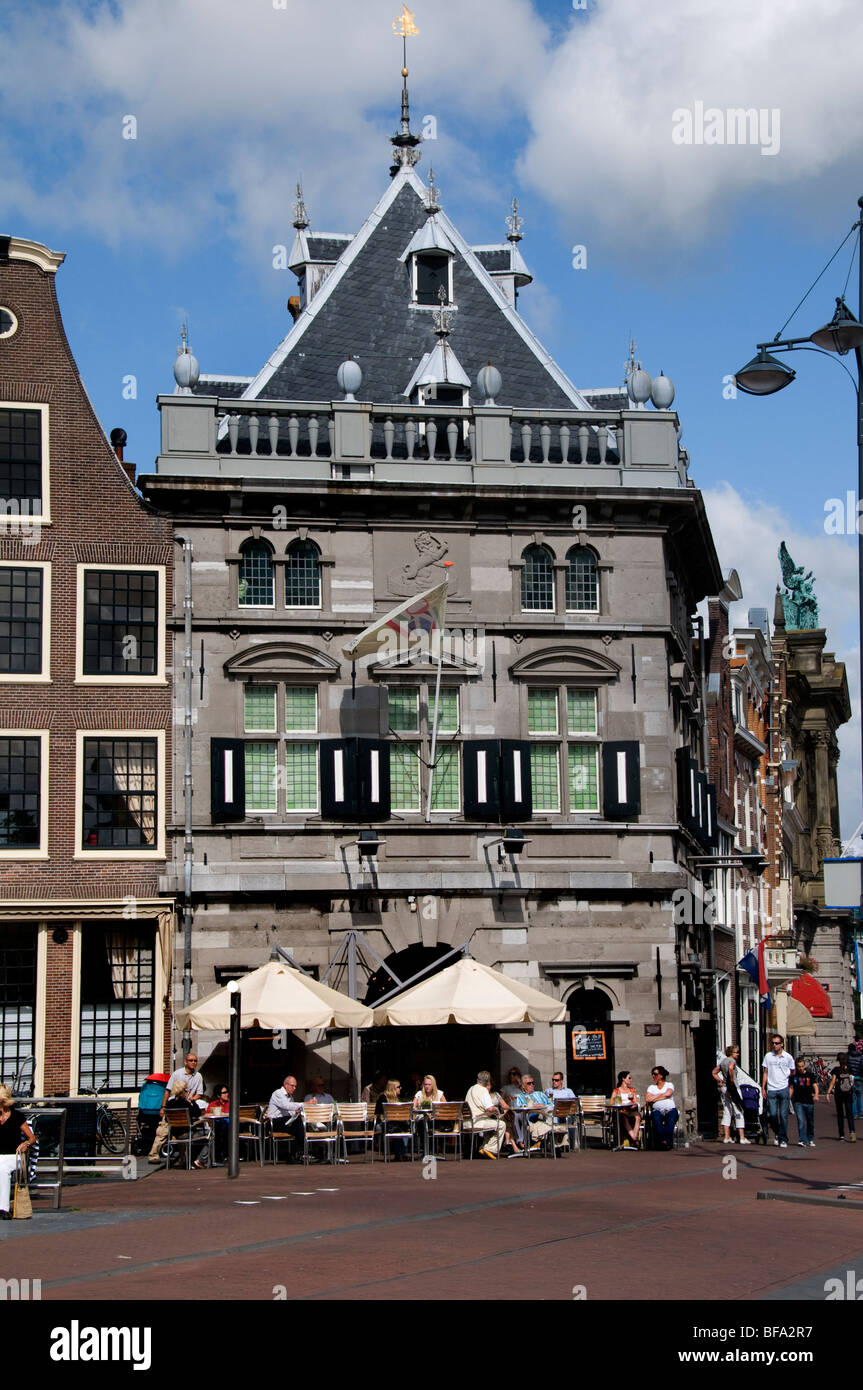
98 1108 127 1154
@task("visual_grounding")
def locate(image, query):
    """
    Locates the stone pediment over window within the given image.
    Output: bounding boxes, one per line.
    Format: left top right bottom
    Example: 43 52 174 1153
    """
509 645 620 683
224 642 340 681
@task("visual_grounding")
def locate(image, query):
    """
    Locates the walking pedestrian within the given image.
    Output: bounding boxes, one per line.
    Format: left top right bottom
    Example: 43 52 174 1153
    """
826 1053 857 1142
761 1034 795 1148
789 1057 819 1147
846 1036 863 1121
712 1044 750 1145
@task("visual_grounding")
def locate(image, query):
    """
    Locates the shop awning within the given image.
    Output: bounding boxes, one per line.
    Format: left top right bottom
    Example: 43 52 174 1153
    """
175 960 373 1032
790 972 833 1019
372 958 566 1027
775 991 817 1037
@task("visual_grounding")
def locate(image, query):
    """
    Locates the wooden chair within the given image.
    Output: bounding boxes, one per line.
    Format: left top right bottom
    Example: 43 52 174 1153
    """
303 1103 340 1165
265 1108 303 1164
336 1103 375 1163
429 1103 462 1161
163 1108 204 1169
578 1096 612 1149
552 1098 580 1155
381 1102 416 1162
237 1105 265 1165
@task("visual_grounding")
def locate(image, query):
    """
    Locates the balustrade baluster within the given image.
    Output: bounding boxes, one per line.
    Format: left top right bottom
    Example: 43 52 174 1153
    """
426 418 437 459
268 415 279 455
540 420 551 463
520 420 532 462
383 417 395 460
308 414 319 456
288 415 299 457
597 423 608 464
405 417 417 461
559 421 570 463
447 418 458 460
577 423 589 465
228 413 239 455
248 414 259 455
468 421 476 461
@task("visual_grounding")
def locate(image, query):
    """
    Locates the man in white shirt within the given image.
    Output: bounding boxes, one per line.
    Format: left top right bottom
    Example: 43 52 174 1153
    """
550 1071 576 1149
160 1052 204 1120
465 1070 507 1158
761 1034 795 1148
266 1075 306 1160
304 1077 335 1105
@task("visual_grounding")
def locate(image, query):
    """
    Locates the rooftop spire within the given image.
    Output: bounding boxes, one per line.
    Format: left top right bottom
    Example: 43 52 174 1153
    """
390 6 422 178
425 166 441 214
505 196 524 244
432 283 454 338
292 181 310 231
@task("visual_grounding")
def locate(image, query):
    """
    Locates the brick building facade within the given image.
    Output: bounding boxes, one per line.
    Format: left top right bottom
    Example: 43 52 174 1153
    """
0 236 174 1098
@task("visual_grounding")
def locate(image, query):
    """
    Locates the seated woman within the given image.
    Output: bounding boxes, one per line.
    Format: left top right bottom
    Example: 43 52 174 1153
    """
376 1079 409 1160
204 1086 230 1164
412 1074 446 1156
166 1079 210 1169
610 1070 641 1149
489 1082 522 1154
646 1067 678 1150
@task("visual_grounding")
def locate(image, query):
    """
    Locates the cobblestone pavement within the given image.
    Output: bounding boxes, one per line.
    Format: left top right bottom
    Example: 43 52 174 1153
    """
3 1141 863 1302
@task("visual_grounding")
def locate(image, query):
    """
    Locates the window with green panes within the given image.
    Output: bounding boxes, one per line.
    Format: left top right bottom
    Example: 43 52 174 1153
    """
569 744 599 811
528 689 558 734
390 743 421 812
388 687 419 732
244 685 277 732
284 686 317 732
567 688 597 734
245 742 277 811
436 688 459 732
430 742 459 811
530 745 560 812
284 743 318 811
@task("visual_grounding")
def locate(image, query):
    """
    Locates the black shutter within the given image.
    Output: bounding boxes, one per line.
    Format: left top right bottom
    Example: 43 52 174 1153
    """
463 740 501 821
676 747 700 837
320 739 358 821
500 739 532 821
602 741 641 819
211 739 245 822
357 739 391 821
704 782 718 848
695 770 710 847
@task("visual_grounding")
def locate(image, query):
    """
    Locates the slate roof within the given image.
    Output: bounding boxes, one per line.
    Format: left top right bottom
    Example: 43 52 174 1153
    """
234 168 589 412
305 235 352 262
473 248 512 273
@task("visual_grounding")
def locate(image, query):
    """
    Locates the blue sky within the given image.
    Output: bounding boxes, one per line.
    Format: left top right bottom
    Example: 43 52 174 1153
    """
2 0 862 833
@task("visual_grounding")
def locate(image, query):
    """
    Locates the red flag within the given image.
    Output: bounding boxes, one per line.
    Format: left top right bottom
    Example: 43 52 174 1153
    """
757 939 771 1008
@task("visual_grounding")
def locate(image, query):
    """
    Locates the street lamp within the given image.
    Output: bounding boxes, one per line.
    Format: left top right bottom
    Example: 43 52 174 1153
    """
733 195 863 820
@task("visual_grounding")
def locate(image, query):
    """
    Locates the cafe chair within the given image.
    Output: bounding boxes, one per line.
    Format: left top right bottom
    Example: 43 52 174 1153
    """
335 1103 375 1163
164 1109 204 1169
429 1102 463 1161
303 1103 340 1165
237 1105 265 1165
578 1096 613 1150
266 1113 302 1165
552 1098 580 1154
381 1102 416 1162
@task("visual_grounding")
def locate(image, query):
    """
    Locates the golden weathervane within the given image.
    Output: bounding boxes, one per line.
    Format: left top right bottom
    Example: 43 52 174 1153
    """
392 7 419 39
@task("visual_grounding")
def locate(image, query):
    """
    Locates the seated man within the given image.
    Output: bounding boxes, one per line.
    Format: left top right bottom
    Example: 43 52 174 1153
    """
549 1071 576 1149
266 1075 306 1160
304 1076 335 1115
514 1074 554 1151
465 1070 508 1159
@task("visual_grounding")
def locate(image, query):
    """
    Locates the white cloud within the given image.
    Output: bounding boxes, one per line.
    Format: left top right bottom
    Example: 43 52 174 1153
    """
704 481 861 839
519 0 863 251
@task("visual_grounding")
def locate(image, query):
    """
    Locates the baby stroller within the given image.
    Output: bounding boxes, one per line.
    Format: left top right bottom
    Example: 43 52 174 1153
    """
133 1073 169 1155
732 1060 768 1143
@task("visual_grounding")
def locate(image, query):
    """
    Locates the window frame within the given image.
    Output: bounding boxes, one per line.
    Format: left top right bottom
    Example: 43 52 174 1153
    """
0 728 50 860
564 545 600 614
525 685 601 816
75 564 166 686
74 729 166 860
385 682 462 817
520 544 556 614
284 539 322 610
237 539 275 610
411 252 454 307
0 402 51 526
0 560 51 683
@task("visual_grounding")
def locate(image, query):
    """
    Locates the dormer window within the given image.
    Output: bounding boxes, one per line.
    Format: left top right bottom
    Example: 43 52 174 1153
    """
414 252 452 306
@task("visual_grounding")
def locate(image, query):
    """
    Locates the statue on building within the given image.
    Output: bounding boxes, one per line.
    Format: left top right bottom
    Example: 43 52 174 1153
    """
778 542 819 629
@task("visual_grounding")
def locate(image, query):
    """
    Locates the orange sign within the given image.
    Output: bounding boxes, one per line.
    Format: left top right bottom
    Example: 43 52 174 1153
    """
572 1029 606 1060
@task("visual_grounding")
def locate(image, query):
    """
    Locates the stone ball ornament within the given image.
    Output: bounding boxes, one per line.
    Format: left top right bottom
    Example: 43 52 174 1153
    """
627 366 653 405
476 363 502 405
337 357 363 401
173 347 200 390
650 372 675 409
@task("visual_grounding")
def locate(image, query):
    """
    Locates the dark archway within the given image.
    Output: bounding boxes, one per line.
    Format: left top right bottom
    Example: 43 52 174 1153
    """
567 986 615 1096
361 944 497 1099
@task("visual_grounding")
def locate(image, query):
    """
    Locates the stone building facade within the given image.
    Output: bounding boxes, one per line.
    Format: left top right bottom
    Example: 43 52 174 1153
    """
140 110 725 1108
0 237 174 1098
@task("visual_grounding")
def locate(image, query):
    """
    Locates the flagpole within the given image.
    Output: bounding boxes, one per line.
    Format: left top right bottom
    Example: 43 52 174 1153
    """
425 632 444 823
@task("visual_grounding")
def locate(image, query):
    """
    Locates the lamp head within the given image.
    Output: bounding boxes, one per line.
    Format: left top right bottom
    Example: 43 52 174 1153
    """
810 297 863 354
733 348 796 396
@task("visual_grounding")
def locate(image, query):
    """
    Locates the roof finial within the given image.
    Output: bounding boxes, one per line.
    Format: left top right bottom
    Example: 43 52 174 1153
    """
390 7 422 177
506 196 524 244
292 180 310 231
432 283 454 338
425 166 441 214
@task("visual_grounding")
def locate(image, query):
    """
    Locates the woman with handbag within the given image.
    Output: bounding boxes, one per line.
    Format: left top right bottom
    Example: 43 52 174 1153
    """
0 1084 36 1220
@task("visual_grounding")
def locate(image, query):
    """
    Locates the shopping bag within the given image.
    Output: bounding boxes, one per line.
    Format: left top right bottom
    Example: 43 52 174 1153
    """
13 1154 32 1220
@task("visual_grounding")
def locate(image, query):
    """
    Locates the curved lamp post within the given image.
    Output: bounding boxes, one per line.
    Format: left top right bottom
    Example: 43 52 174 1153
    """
733 196 863 818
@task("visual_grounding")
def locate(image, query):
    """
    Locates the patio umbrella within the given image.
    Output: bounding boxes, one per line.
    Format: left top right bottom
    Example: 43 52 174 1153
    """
372 957 566 1027
175 960 373 1032
775 991 816 1038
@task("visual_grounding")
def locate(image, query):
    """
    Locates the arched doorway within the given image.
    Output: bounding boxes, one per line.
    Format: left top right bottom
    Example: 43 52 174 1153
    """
567 986 615 1096
361 945 497 1098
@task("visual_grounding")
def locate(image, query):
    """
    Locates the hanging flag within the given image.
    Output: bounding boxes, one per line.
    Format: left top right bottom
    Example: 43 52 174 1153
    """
738 950 759 985
757 939 772 1009
341 581 448 662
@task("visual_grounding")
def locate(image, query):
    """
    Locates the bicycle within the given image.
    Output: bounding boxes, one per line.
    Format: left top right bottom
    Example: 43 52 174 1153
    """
79 1079 128 1154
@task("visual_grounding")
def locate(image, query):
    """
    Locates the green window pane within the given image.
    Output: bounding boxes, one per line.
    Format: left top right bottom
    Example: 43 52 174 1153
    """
284 687 317 731
528 689 558 734
436 689 459 733
390 743 421 812
244 686 277 731
245 742 277 811
431 744 459 811
530 745 559 812
569 745 599 812
238 542 274 607
284 743 317 811
567 689 597 734
388 688 419 733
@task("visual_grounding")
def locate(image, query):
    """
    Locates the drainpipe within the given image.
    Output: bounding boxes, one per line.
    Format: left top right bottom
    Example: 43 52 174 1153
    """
175 536 194 1054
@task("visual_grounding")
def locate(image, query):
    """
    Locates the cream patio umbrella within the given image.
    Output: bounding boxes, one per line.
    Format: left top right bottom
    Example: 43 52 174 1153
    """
175 959 374 1032
372 957 566 1027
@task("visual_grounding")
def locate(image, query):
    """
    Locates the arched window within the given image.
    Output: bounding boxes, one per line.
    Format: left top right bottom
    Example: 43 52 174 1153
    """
565 546 598 612
238 540 274 607
285 539 321 608
521 545 555 612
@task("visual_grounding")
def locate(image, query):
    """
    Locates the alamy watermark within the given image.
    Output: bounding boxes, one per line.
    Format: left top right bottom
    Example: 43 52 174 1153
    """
0 500 41 543
672 102 780 157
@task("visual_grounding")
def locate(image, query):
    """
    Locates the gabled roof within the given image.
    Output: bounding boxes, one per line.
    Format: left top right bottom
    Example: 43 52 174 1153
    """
398 214 457 260
404 340 471 396
234 167 591 411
